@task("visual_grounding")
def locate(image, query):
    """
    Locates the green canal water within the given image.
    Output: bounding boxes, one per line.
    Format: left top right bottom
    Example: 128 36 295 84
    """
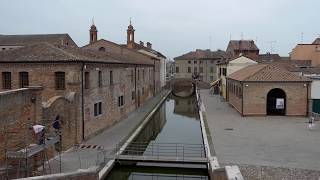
105 95 208 180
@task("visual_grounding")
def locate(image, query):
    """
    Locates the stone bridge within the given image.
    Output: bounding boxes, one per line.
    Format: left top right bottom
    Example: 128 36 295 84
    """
171 78 210 97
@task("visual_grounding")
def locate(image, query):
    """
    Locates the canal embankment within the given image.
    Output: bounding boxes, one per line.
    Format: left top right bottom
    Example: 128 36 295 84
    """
22 89 171 180
196 88 244 180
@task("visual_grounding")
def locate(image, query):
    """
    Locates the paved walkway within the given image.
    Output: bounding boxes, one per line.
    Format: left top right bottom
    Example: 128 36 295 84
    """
50 90 170 173
200 89 320 171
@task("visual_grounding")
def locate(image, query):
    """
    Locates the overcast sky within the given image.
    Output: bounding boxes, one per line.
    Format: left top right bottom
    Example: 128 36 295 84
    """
1 0 319 59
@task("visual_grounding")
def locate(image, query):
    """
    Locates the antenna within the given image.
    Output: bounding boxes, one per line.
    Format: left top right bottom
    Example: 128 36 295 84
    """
130 17 132 25
92 17 95 25
267 41 276 54
301 32 304 43
209 36 212 50
229 34 232 41
240 32 244 40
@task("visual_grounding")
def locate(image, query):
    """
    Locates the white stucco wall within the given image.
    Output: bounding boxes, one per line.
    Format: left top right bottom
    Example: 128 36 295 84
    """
227 56 258 75
310 78 320 99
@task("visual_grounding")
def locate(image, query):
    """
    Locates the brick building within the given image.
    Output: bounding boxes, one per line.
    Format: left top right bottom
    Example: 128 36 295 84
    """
227 64 311 116
174 49 229 84
0 29 161 163
226 40 259 59
290 37 320 66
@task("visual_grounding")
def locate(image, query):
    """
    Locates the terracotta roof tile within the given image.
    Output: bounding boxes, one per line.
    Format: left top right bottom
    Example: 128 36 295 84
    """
174 49 229 60
0 34 77 47
0 42 153 65
228 40 259 51
227 64 311 82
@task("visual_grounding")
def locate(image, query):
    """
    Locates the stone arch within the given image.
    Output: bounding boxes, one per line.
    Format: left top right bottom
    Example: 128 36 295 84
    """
267 88 286 115
42 92 78 150
99 47 106 52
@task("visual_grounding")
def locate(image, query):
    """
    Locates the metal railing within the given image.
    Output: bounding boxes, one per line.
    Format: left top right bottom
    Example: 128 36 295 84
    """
108 142 207 163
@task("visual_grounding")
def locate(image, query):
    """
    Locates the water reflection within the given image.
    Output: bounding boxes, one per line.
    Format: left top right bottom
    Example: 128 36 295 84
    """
106 95 207 180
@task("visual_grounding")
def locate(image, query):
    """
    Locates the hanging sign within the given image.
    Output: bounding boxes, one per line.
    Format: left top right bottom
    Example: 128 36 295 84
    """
276 98 284 109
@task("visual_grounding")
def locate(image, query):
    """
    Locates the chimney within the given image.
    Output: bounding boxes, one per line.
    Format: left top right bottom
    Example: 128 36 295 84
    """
139 41 144 46
146 42 152 49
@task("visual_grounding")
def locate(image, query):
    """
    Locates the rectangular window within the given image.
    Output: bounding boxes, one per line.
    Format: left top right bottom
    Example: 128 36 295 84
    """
194 61 197 64
131 70 134 83
2 72 11 89
55 72 65 90
199 61 203 64
19 72 29 88
110 70 113 85
94 102 102 116
199 67 203 73
210 67 214 73
132 91 135 100
210 60 214 64
188 67 191 73
188 61 191 64
175 67 179 73
210 76 213 81
98 71 102 87
118 96 125 107
143 69 145 81
142 87 145 94
138 70 140 80
194 67 197 73
222 68 227 76
85 72 90 89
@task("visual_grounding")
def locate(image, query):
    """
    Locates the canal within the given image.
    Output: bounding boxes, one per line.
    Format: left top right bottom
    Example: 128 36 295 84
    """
106 94 208 180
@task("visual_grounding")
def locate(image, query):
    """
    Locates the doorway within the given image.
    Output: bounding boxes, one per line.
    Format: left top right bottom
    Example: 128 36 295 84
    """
267 88 286 115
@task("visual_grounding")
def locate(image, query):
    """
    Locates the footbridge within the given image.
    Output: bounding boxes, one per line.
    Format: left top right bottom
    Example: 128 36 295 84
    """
171 78 210 97
113 142 208 165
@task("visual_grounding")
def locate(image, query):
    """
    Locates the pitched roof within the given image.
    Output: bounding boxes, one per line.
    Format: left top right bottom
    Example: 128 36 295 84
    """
227 64 311 82
174 49 229 60
227 40 259 51
0 34 77 47
0 42 153 65
257 53 281 62
312 38 320 44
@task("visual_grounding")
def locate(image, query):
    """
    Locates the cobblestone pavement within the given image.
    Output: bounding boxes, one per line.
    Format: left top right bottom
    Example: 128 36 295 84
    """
49 90 170 173
200 89 320 179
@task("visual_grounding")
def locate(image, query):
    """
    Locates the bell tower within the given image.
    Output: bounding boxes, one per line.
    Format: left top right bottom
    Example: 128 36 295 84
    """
127 19 135 49
89 19 98 44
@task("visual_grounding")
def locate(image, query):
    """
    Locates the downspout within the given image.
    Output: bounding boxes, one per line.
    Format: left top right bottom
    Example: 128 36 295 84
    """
81 63 85 140
307 82 309 117
241 82 244 116
154 60 156 94
134 66 137 108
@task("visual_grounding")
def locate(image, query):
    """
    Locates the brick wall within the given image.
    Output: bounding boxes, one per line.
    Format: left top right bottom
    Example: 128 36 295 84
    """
242 82 309 116
0 87 42 164
0 62 157 151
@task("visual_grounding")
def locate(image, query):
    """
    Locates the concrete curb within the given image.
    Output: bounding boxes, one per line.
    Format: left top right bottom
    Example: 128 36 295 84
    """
196 89 244 180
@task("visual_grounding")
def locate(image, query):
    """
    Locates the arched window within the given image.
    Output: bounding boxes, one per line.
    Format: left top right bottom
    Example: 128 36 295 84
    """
99 47 106 52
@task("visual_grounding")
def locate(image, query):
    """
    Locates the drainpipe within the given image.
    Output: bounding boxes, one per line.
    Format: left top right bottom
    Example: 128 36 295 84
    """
307 82 309 117
134 66 137 108
241 82 244 116
81 63 85 140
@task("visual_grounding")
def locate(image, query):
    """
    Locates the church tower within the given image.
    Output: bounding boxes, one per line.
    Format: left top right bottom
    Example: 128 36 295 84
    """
89 20 98 44
127 20 135 49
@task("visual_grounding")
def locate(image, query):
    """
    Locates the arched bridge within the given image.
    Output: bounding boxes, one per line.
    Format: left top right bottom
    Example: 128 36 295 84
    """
171 78 210 97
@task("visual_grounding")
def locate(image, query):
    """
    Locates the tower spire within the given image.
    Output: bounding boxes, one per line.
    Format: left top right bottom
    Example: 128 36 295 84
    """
92 17 95 26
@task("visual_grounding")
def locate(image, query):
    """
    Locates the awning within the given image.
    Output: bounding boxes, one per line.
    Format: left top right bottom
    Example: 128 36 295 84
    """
210 79 221 87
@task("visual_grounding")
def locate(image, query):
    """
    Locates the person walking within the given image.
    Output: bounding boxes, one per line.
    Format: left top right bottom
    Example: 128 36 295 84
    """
308 116 315 130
